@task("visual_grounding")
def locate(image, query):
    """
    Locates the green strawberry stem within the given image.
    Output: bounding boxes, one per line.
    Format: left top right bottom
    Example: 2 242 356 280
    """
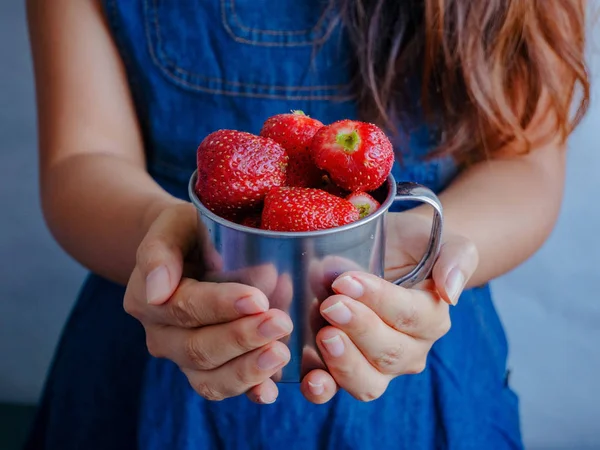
291 110 306 116
336 130 361 154
357 203 370 219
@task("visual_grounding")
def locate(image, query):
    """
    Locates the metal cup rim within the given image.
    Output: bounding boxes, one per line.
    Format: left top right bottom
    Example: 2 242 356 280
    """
188 170 397 239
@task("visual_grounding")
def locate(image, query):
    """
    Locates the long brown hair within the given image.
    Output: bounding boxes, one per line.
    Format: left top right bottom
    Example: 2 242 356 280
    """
338 0 590 162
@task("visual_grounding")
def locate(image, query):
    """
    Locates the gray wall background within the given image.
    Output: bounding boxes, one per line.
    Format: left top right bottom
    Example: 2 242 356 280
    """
1 2 598 449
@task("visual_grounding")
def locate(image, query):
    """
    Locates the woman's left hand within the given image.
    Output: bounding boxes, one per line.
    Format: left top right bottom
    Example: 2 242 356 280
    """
300 212 479 403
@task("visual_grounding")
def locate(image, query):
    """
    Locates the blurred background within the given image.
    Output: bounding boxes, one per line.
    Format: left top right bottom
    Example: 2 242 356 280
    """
1 2 599 449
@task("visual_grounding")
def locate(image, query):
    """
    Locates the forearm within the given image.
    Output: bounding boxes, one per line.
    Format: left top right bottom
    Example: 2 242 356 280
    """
42 152 184 285
414 144 566 287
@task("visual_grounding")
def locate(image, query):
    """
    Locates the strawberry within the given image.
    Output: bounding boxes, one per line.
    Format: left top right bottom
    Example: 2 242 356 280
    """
260 111 324 188
239 214 262 229
310 120 394 192
346 192 381 219
262 187 360 232
195 130 287 219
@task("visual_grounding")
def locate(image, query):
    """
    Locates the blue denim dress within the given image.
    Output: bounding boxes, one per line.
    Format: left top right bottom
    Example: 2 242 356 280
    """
25 1 523 449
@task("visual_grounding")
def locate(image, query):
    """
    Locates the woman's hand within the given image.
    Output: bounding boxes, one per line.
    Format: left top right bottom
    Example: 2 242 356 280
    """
124 204 293 404
300 212 479 403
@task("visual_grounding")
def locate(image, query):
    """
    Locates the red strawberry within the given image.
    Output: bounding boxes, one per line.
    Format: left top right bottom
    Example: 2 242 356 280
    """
239 214 262 229
346 192 381 219
260 111 324 188
310 120 394 192
262 187 359 232
195 130 287 219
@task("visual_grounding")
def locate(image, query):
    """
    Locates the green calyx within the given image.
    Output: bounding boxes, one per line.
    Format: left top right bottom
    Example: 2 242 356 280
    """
357 204 370 219
291 110 306 116
336 130 361 154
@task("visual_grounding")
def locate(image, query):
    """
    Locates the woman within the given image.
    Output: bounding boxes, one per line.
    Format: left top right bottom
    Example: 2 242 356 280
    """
25 0 589 449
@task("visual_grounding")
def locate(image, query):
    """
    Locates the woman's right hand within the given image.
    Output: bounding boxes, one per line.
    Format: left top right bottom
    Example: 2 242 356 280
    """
124 203 293 404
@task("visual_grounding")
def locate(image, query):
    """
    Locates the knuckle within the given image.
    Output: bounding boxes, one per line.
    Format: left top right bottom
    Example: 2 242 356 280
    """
169 296 196 327
355 390 381 402
393 304 420 330
232 361 256 388
184 335 216 370
230 325 257 354
373 345 405 374
345 318 370 340
406 359 427 375
352 325 370 340
331 362 355 380
368 290 385 313
167 280 201 327
136 238 163 268
354 383 387 402
191 380 225 402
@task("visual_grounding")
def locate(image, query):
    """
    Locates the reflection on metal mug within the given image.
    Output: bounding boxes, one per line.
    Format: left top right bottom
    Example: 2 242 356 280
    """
188 171 443 382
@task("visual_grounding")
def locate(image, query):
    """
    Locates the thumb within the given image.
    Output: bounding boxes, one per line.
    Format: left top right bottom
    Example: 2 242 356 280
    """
137 203 198 305
431 235 479 305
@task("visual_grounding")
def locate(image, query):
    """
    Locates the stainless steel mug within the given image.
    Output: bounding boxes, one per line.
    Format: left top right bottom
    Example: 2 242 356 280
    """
188 171 443 382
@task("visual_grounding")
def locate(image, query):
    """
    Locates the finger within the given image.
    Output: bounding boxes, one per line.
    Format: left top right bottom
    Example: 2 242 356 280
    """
136 203 198 305
308 259 329 301
309 298 328 342
246 378 280 405
320 295 431 374
316 327 389 402
270 273 294 347
308 256 366 301
270 272 293 314
128 275 270 327
300 369 338 404
204 264 279 300
183 341 291 401
431 236 479 305
159 278 271 327
320 255 365 274
330 272 450 340
146 308 293 370
300 343 327 377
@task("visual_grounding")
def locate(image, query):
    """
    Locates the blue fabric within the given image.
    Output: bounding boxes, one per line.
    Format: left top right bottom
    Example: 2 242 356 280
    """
139 286 522 450
25 1 523 449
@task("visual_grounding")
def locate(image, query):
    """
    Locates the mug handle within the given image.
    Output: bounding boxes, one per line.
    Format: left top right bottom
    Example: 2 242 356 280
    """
390 182 444 288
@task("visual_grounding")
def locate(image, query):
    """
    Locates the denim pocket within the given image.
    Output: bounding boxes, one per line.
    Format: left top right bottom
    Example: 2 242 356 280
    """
221 0 339 47
142 0 352 99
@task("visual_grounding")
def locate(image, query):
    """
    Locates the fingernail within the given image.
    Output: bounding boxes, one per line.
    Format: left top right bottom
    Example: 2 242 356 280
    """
331 276 364 299
321 335 345 357
322 301 352 324
445 267 466 305
258 318 292 339
258 392 277 404
235 295 269 315
308 381 324 396
146 266 171 305
258 348 288 370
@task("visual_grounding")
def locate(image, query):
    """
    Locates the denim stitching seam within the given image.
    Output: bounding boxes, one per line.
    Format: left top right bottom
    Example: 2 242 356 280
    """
144 0 353 99
226 0 331 36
